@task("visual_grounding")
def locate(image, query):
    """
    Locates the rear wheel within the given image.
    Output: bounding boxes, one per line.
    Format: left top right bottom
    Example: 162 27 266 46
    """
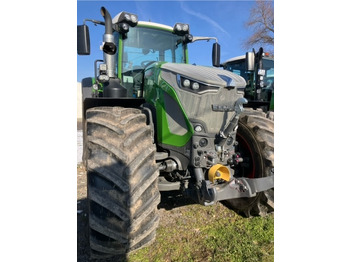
85 107 160 259
267 111 274 121
224 110 274 217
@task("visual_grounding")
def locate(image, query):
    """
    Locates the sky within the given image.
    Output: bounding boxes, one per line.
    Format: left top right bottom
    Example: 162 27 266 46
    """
77 0 270 82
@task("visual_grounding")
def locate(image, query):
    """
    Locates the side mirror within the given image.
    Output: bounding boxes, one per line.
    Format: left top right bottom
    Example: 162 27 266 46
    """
77 25 90 55
212 43 221 67
245 51 255 71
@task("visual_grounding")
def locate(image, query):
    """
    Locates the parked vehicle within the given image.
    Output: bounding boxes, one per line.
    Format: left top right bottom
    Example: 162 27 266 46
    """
77 7 274 259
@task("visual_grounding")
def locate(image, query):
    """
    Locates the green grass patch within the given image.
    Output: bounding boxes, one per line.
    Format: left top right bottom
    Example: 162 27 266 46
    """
128 203 273 262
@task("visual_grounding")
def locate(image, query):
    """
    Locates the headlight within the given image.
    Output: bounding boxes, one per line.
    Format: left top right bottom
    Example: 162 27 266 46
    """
194 125 203 132
177 74 219 94
183 79 190 87
192 82 199 90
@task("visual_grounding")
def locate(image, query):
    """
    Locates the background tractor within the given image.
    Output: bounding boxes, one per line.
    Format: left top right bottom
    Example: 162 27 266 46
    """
222 48 274 118
77 6 274 259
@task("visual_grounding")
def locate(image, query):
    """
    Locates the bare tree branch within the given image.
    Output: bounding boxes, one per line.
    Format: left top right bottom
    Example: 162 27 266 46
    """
243 1 274 51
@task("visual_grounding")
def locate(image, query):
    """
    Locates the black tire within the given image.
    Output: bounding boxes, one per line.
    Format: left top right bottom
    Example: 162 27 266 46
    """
224 110 274 217
242 107 267 117
267 111 274 121
85 107 160 259
243 107 274 121
81 77 93 168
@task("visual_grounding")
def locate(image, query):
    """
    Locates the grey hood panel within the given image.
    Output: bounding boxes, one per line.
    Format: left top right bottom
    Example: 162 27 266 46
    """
161 63 246 89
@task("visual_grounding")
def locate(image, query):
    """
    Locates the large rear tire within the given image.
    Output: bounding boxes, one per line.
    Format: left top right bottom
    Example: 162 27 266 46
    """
224 110 274 217
85 107 160 259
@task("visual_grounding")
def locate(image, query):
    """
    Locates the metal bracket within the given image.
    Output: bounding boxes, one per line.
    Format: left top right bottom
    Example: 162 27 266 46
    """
197 175 274 204
215 175 274 201
241 175 274 195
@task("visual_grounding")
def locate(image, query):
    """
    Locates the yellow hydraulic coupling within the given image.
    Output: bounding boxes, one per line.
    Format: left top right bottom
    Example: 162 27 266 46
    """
208 164 230 183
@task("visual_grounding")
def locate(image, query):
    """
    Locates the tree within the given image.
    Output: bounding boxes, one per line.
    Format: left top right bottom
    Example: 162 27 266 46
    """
243 0 274 52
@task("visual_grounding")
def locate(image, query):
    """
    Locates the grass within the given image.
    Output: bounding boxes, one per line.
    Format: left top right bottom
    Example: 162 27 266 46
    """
128 203 274 262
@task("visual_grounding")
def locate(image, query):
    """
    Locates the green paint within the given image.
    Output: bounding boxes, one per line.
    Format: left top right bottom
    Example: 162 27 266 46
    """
144 64 193 147
117 37 123 79
185 47 189 64
269 91 274 110
113 23 193 146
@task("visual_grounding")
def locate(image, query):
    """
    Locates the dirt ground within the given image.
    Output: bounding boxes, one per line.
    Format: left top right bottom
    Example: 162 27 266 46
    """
77 164 89 262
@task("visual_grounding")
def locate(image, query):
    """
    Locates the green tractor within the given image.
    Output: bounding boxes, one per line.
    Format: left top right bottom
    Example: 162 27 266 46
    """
222 48 274 118
78 6 274 259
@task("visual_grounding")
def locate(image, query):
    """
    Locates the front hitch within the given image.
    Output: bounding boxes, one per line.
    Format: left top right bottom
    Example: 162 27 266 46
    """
214 175 274 202
195 167 274 205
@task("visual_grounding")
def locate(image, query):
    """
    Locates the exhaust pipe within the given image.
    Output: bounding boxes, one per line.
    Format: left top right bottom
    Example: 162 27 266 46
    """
99 6 126 97
100 7 113 35
100 6 116 78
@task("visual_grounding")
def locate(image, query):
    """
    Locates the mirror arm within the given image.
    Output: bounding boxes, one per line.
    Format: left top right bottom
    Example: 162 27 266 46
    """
83 19 105 26
191 36 218 43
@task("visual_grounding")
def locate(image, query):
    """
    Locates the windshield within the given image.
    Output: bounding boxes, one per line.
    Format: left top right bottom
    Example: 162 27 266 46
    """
120 26 186 96
224 58 274 89
262 59 274 89
224 59 249 80
122 26 185 70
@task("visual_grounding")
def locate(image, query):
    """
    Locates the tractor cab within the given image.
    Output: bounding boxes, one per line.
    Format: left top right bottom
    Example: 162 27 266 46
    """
78 8 220 100
222 49 274 111
119 22 188 97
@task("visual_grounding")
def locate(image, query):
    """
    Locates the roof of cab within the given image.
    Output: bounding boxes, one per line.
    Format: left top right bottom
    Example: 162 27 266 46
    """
222 55 274 66
137 21 173 31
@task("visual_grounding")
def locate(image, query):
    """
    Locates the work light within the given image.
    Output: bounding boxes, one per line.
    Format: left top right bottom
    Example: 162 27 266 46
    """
112 11 138 27
117 22 129 34
173 23 190 36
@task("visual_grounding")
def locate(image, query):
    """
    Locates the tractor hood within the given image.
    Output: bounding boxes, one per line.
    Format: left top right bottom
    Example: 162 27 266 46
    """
144 62 247 136
161 63 246 89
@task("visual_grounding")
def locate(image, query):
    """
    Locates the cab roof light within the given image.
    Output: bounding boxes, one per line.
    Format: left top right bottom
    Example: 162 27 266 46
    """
117 23 129 34
173 23 190 36
112 11 138 27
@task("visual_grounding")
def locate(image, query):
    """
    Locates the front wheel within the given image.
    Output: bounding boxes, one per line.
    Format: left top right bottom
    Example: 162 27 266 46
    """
224 111 274 217
85 107 160 259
